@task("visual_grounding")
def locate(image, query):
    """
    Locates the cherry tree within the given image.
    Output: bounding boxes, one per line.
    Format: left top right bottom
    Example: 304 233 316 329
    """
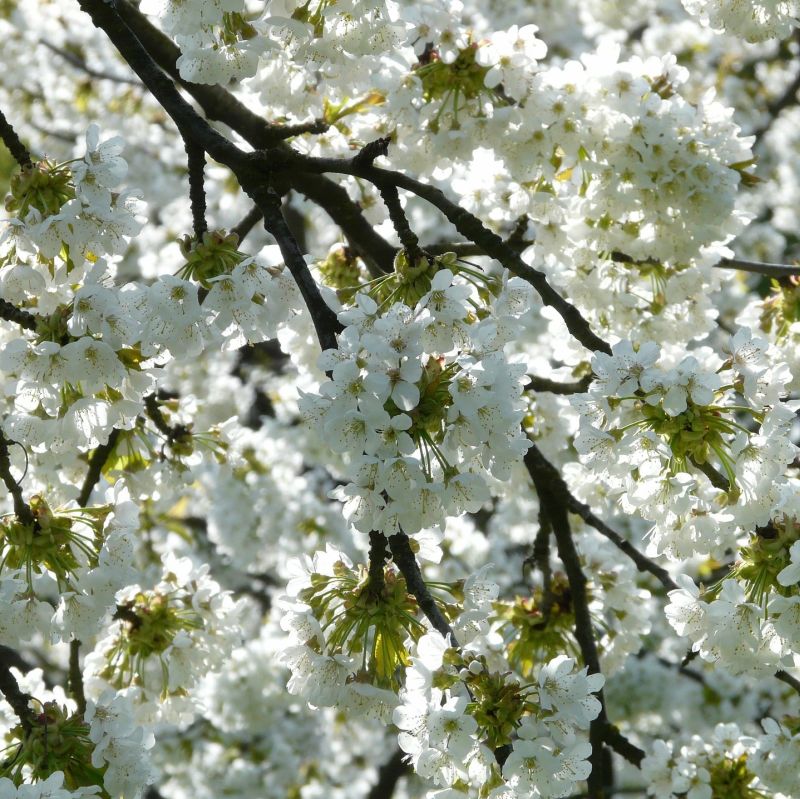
1 1 800 798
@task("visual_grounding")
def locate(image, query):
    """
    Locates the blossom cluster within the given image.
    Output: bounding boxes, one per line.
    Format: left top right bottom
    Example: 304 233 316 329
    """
573 333 798 559
301 254 532 534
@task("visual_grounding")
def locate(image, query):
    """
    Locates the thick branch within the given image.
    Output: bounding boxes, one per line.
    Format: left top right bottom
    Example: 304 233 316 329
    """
289 173 395 275
0 298 39 333
79 2 342 353
77 0 247 168
114 0 302 146
0 108 32 167
185 139 207 239
365 747 409 799
527 456 612 792
243 183 342 352
112 0 396 275
0 663 34 732
261 148 611 354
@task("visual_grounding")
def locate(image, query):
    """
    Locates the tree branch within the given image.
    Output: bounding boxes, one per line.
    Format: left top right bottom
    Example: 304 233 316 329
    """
0 298 39 333
261 146 612 355
112 0 396 275
526 452 613 792
752 30 800 144
0 433 35 527
289 172 395 276
525 443 645 791
39 38 140 85
525 374 593 395
524 440 677 592
77 0 246 168
184 138 207 239
716 256 800 279
77 428 121 508
0 108 32 168
378 183 423 264
242 182 342 352
367 530 388 597
365 746 409 799
144 393 190 443
612 248 800 281
68 639 87 715
79 1 342 354
0 662 34 732
230 205 263 244
388 531 458 645
775 669 800 695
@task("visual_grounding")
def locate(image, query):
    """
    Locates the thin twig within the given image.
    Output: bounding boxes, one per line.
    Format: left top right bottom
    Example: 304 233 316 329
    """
230 205 263 244
379 183 423 264
68 640 86 715
566 500 677 593
39 38 140 85
353 136 391 167
242 183 342 352
268 118 331 140
612 248 800 280
425 239 534 257
77 428 121 508
0 433 34 527
716 257 800 279
525 439 677 592
525 374 593 395
388 531 458 645
77 0 246 168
